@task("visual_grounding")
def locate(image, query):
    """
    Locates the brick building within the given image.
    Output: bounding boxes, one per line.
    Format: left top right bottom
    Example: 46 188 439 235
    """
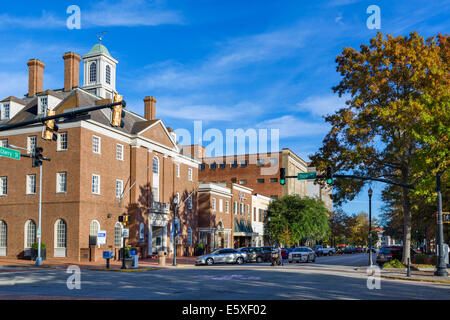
199 148 332 211
197 182 256 252
0 43 200 261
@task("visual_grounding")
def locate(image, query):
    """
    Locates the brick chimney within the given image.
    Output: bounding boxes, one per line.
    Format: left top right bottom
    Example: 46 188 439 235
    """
63 52 81 91
144 96 157 120
27 59 45 97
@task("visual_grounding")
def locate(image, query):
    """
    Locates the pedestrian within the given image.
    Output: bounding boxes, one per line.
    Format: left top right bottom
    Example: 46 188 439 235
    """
278 246 284 266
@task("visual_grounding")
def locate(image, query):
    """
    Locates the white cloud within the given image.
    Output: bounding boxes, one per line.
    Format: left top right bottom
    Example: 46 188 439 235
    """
256 115 329 139
0 11 65 29
83 0 184 27
297 95 348 117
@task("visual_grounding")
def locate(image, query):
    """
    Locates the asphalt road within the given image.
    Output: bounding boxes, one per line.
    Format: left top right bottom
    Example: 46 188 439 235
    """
0 253 448 300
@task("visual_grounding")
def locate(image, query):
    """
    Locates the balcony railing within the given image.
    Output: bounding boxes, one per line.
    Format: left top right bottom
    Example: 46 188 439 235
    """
149 201 170 214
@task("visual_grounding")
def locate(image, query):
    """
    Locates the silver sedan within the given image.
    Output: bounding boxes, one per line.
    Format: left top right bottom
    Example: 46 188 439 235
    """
288 247 316 263
195 248 247 266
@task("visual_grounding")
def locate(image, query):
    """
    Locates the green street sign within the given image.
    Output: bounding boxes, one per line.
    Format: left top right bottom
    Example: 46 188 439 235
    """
297 172 316 180
0 146 20 160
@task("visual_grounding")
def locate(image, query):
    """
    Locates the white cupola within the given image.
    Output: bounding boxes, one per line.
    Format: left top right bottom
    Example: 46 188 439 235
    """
82 43 118 99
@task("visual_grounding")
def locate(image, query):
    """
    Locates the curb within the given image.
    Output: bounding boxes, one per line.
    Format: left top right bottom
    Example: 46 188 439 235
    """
88 267 160 272
381 275 450 284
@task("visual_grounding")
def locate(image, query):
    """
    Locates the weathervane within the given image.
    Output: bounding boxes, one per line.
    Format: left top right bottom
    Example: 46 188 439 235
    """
96 31 108 44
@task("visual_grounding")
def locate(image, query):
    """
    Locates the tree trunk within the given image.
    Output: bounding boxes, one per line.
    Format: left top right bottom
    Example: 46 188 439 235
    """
401 186 412 265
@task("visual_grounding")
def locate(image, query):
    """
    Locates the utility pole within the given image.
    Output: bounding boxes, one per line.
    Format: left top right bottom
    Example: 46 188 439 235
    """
434 171 448 277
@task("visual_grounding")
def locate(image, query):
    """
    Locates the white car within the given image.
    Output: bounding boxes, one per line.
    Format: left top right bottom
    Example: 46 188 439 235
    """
288 247 316 263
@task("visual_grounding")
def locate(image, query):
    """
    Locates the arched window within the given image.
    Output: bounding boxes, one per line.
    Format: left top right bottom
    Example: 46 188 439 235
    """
152 156 159 174
114 222 123 248
54 219 67 250
0 221 6 256
106 65 111 84
89 62 97 83
25 220 36 249
89 220 100 245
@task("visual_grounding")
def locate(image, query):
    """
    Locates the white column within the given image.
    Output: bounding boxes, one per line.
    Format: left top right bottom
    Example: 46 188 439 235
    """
163 225 168 253
148 219 153 255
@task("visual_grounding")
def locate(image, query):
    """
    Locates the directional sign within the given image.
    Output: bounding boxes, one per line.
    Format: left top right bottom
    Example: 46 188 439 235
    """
122 228 129 238
0 146 20 160
297 172 317 180
97 230 106 245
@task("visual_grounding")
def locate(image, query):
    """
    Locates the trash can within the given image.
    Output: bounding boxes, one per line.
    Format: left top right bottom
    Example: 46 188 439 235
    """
158 251 166 266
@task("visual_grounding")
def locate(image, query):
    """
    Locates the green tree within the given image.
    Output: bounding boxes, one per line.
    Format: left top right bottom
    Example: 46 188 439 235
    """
265 195 330 247
310 32 449 264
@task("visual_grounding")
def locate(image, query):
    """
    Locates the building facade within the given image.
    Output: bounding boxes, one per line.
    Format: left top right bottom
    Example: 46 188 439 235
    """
0 44 200 261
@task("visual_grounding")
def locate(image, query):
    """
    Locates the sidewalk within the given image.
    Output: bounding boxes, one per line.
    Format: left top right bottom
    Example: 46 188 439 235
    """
381 268 450 284
0 255 198 271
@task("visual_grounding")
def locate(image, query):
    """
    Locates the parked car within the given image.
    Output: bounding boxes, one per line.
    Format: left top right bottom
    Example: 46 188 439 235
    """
259 246 275 262
237 247 265 263
343 247 356 254
316 246 336 256
376 246 417 266
288 247 316 263
195 248 247 266
356 247 364 253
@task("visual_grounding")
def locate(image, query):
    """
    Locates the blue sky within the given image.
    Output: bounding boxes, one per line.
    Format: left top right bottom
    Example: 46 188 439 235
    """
0 0 448 221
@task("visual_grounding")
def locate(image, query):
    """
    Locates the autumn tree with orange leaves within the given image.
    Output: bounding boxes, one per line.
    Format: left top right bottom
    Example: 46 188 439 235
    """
310 32 449 265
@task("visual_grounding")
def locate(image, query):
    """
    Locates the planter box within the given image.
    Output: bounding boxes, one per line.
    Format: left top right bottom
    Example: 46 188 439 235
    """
31 248 46 261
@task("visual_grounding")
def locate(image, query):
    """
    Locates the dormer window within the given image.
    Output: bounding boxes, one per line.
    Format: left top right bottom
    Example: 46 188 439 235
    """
3 103 10 119
106 65 111 85
39 97 48 115
89 62 97 83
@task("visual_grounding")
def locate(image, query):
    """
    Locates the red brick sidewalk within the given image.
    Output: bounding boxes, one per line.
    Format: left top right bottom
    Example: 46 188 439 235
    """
0 255 198 270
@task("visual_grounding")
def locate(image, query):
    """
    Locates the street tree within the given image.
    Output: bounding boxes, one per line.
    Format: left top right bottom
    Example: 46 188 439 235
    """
310 32 449 264
265 196 330 247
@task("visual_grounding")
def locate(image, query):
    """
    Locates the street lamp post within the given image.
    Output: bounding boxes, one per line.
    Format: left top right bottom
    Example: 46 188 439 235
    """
173 195 179 266
368 187 373 266
36 165 43 266
435 171 448 277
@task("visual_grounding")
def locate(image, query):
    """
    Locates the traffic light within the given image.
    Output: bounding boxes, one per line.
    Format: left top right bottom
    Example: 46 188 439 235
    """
111 93 125 127
32 146 43 167
43 110 58 141
280 168 286 185
326 166 333 184
119 215 129 226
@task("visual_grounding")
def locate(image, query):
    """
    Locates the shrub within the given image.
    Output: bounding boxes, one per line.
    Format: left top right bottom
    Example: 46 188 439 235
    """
383 259 405 269
31 242 46 250
412 254 427 264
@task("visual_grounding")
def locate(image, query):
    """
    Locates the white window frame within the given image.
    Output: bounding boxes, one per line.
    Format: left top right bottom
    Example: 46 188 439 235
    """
188 168 193 181
57 132 68 151
54 219 67 257
26 174 36 195
212 198 216 211
219 199 223 212
3 103 10 119
0 221 7 253
39 97 48 115
27 136 37 154
92 135 101 154
56 172 67 193
114 222 123 248
24 220 36 249
92 174 100 195
0 139 8 148
0 177 7 196
116 179 123 199
176 164 180 178
153 156 159 174
116 143 124 161
225 201 229 214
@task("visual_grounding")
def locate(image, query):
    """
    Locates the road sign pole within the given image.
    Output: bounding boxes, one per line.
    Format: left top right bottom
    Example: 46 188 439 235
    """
36 164 43 266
